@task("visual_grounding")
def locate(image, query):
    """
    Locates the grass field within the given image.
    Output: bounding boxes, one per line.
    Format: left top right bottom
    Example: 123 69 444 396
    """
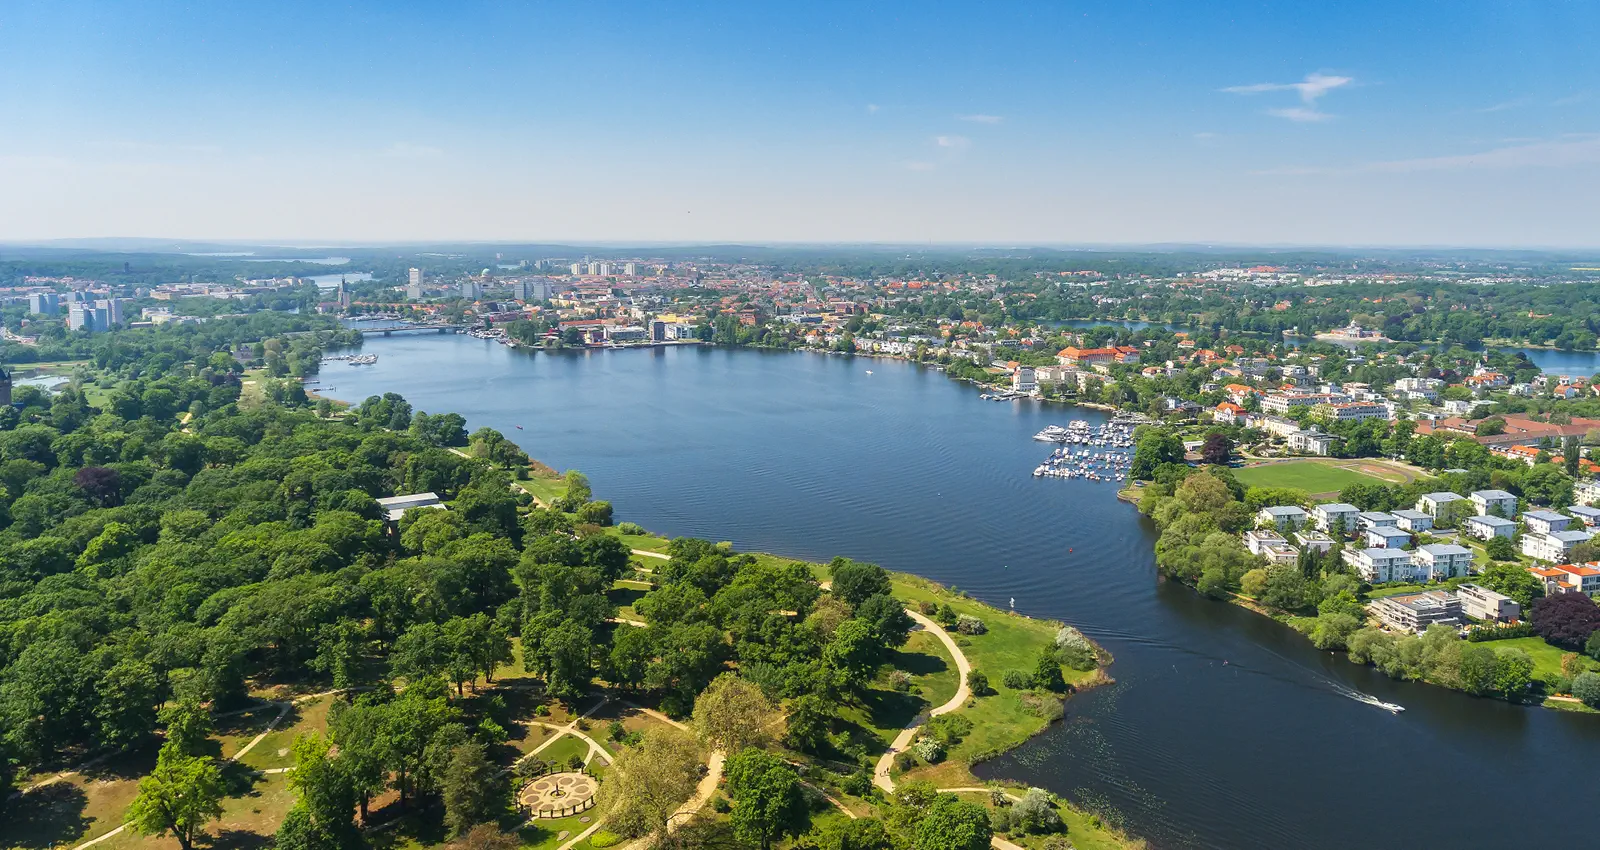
1490 636 1570 683
1232 460 1397 494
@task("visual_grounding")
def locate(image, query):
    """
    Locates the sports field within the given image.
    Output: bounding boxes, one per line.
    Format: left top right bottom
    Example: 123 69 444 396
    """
1232 459 1406 494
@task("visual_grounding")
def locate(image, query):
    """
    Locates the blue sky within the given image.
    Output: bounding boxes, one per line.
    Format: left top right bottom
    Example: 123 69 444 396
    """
1 1 1597 246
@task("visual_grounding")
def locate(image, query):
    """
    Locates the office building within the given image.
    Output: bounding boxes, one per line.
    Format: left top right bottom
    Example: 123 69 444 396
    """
409 268 424 288
623 262 638 276
67 298 125 333
461 281 481 300
570 263 584 276
28 292 59 315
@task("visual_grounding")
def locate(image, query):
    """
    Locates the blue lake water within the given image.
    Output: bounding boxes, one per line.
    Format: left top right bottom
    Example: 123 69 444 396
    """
318 338 1600 850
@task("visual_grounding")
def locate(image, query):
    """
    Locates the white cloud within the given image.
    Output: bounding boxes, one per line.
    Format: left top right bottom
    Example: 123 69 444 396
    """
957 114 1002 124
1254 134 1600 175
935 135 971 150
1224 72 1352 121
1475 98 1529 113
1552 93 1590 107
866 103 880 114
1223 72 1353 104
1266 107 1332 123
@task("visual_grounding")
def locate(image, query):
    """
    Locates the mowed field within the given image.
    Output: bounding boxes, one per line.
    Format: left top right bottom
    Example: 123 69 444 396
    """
1233 459 1413 494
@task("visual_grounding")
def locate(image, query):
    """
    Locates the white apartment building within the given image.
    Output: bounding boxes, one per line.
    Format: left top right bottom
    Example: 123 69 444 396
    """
1457 583 1521 622
1312 503 1362 535
1412 544 1474 581
1524 510 1572 536
1243 529 1288 556
1392 509 1434 533
1257 506 1309 531
1522 530 1594 563
1463 514 1517 540
1469 489 1519 518
1416 492 1468 519
1343 547 1414 584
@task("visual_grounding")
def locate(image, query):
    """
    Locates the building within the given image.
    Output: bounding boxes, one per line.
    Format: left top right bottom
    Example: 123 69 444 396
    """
1576 478 1600 506
1522 530 1594 563
1366 526 1413 549
1415 491 1468 520
1523 510 1572 536
570 263 584 276
1551 563 1600 595
1343 547 1414 584
1287 428 1335 456
1314 401 1390 421
28 292 59 315
1568 505 1600 528
460 281 482 300
1392 509 1434 533
375 492 445 524
1457 583 1521 622
605 326 648 342
1257 505 1309 531
1369 591 1463 634
1244 529 1288 556
596 262 613 276
1412 543 1474 581
1462 514 1517 541
1356 511 1399 532
1312 502 1361 535
1294 530 1334 554
66 298 125 333
623 262 639 276
1012 365 1036 393
409 267 424 288
511 278 552 301
1469 489 1519 518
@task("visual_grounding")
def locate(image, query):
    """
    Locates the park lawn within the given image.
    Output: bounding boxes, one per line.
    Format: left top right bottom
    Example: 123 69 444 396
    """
521 474 569 506
1490 636 1570 683
237 696 336 771
942 786 1146 850
896 628 961 709
603 528 671 553
518 814 600 850
1366 583 1429 599
214 703 286 760
94 770 295 850
1232 460 1388 494
0 748 156 850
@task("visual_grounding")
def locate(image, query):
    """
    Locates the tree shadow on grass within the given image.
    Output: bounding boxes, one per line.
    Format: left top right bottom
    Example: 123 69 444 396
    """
0 782 91 850
201 828 275 850
858 688 929 733
889 648 951 679
220 761 268 798
81 745 160 782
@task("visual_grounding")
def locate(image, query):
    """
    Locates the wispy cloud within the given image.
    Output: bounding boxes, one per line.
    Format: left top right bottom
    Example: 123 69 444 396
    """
1223 72 1352 122
903 135 973 171
1552 92 1590 107
866 103 880 114
957 114 1002 124
935 135 971 150
1254 133 1600 176
1193 132 1218 140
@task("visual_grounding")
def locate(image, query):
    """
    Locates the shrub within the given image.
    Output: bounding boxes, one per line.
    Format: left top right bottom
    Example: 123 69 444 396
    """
589 832 622 849
1057 643 1098 672
955 614 987 635
616 521 646 535
711 796 731 813
990 806 1015 833
841 770 872 797
568 754 586 771
478 717 508 744
894 751 917 772
608 720 627 741
1012 788 1063 834
887 670 913 692
938 603 958 627
1019 690 1065 721
912 736 946 763
1042 837 1074 850
1465 622 1535 642
1573 671 1600 708
534 704 550 717
1002 670 1029 690
967 670 990 696
918 600 938 616
924 714 973 747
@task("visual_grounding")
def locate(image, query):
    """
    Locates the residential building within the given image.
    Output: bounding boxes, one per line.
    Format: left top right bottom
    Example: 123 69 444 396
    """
1259 415 1302 438
1287 428 1334 456
1294 530 1334 554
1369 591 1463 634
1343 547 1414 583
409 267 424 289
1313 502 1362 535
1568 505 1600 528
1261 544 1298 565
1313 401 1390 421
1392 509 1434 533
375 492 445 524
66 298 125 333
1551 563 1600 595
1470 489 1519 518
1243 529 1288 556
1366 526 1413 549
1261 392 1348 414
1575 478 1600 506
1521 530 1594 563
623 262 639 276
1012 366 1036 393
1356 511 1399 532
1415 491 1468 520
461 281 481 300
1524 510 1571 536
570 263 584 276
1457 583 1521 622
1257 505 1309 531
1412 543 1474 580
1463 514 1517 541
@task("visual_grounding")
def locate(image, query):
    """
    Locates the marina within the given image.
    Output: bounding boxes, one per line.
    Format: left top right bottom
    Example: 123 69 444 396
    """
1031 419 1134 482
323 353 378 365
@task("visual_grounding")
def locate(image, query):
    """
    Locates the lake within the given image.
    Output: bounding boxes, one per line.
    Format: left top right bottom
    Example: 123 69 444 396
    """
318 338 1600 850
312 272 373 289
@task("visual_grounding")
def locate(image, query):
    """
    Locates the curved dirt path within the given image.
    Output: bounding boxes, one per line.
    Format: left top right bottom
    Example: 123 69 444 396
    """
873 609 971 794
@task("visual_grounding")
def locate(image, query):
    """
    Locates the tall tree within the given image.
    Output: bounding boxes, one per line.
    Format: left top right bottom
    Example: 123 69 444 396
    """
124 745 226 850
724 748 809 850
691 673 777 755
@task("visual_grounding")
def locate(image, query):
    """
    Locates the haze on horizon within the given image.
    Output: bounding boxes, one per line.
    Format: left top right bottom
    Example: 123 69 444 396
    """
2 1 1597 248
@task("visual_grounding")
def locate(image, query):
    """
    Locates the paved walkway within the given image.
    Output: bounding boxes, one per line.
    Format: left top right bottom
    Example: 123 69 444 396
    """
630 548 670 560
873 609 972 794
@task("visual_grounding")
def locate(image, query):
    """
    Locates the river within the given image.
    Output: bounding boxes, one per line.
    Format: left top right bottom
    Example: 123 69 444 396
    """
318 337 1600 850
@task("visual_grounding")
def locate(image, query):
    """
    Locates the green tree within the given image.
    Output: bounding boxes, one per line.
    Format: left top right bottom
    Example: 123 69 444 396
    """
125 746 226 850
914 794 992 850
597 728 704 838
692 673 777 755
724 748 809 850
1572 671 1600 707
1031 649 1066 692
442 740 506 836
